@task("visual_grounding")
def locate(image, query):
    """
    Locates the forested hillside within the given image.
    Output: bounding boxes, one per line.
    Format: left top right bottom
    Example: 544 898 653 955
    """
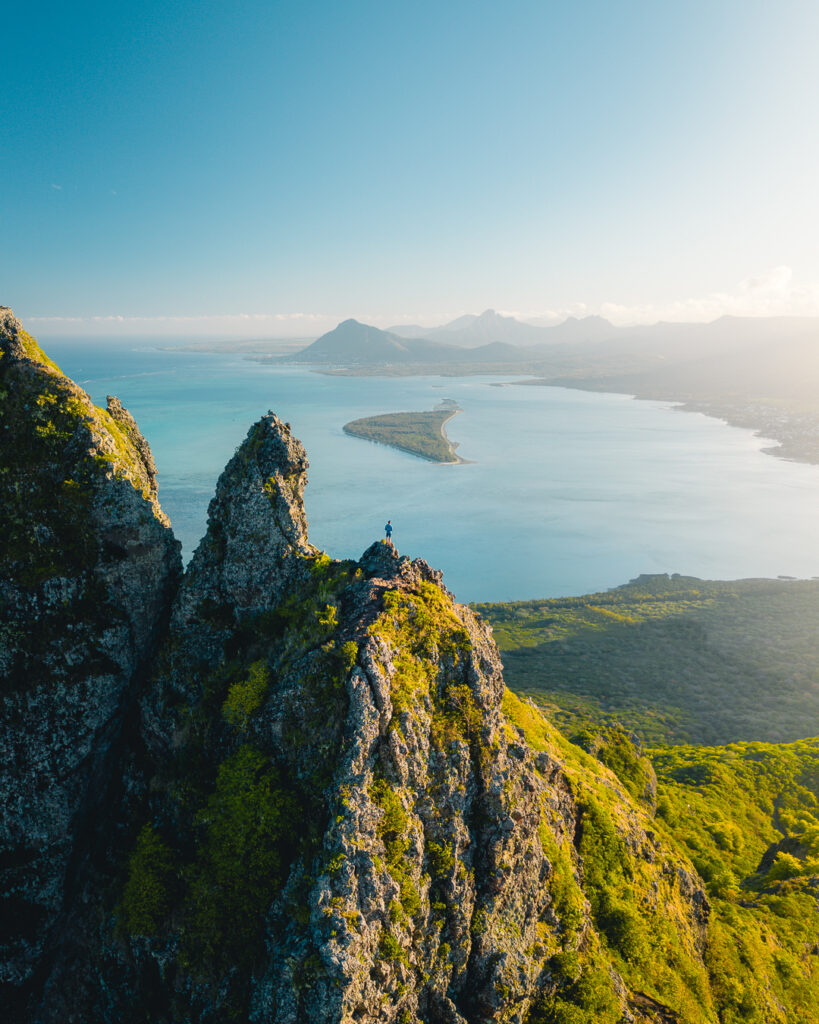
477 575 819 746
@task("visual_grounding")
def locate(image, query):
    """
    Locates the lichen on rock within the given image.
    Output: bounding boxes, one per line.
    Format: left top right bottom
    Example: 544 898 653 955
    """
0 309 181 1017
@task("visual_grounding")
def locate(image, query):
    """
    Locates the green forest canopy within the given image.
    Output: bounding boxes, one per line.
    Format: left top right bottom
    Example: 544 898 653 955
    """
477 574 819 747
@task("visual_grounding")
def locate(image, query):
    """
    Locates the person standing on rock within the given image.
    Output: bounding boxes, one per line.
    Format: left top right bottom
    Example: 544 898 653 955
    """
384 520 393 546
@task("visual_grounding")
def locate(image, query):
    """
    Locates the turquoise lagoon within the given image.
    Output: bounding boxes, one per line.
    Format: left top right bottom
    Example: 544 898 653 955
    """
46 339 819 603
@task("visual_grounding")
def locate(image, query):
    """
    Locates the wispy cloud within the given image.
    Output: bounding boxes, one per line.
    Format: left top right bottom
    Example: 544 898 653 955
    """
26 309 481 337
512 267 819 327
50 183 62 191
595 266 819 326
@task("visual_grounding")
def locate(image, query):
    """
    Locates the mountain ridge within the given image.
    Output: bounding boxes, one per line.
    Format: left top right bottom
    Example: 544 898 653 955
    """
4 312 819 1022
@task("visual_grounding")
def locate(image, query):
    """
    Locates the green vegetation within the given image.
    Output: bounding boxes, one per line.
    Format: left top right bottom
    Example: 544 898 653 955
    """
478 574 819 746
571 723 656 807
15 326 64 374
503 689 819 1023
369 582 473 729
378 929 404 961
120 824 175 936
651 739 819 1022
222 660 270 730
183 745 297 971
343 409 462 462
527 966 623 1024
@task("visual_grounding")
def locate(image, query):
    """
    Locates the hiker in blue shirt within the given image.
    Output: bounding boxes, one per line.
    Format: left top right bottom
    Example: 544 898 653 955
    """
385 520 393 545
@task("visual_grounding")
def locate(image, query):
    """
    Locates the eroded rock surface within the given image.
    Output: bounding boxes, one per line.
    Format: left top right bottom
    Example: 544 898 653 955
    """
47 415 709 1024
1 317 717 1024
0 309 181 1016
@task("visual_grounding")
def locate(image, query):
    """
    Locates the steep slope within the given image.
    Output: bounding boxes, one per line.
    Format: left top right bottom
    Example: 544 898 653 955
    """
0 309 181 1015
506 704 819 1024
5 321 819 1023
36 415 715 1024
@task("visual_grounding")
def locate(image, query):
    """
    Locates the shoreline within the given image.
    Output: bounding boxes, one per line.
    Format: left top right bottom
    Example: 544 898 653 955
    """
516 377 819 470
438 409 470 465
342 408 469 465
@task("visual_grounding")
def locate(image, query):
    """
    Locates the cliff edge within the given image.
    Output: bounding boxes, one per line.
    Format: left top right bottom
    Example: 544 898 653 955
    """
37 409 710 1023
6 316 813 1024
0 309 181 1016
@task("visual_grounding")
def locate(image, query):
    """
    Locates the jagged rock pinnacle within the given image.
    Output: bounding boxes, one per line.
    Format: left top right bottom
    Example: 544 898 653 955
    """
2 331 722 1024
173 410 316 630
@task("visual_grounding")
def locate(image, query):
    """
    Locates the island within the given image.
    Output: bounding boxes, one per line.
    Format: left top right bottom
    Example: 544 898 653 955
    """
343 400 466 463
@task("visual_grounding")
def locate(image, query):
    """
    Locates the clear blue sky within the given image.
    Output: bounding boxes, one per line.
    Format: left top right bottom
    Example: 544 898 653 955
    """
3 0 819 335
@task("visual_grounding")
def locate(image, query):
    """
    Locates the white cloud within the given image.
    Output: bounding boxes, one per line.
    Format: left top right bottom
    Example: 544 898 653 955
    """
739 265 793 295
50 183 62 191
26 310 463 337
524 268 819 327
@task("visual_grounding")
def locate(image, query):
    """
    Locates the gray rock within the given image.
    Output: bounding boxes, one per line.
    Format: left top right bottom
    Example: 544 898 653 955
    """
0 309 181 1016
0 316 714 1024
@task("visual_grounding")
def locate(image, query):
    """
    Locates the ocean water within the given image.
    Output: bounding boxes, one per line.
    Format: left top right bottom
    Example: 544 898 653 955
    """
45 338 819 603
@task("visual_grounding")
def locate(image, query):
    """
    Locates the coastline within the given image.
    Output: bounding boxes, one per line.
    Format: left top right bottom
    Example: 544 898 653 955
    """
516 377 819 469
438 409 471 465
342 408 469 464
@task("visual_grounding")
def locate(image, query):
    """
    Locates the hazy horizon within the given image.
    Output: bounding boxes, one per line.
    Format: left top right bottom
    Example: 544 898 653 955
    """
24 302 819 343
4 2 819 335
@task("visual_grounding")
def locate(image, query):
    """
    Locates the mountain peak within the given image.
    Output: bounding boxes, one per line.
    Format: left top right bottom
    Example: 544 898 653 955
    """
5 315 813 1024
175 411 315 631
0 317 181 1002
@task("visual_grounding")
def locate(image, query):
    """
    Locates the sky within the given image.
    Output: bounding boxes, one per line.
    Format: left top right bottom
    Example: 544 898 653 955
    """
3 0 819 337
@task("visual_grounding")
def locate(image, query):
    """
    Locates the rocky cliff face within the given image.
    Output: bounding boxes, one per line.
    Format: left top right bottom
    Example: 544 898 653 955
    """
0 309 181 1017
3 317 720 1024
42 418 709 1024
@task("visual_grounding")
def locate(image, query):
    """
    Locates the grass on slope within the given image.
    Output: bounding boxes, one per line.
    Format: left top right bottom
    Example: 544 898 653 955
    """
504 690 819 1024
476 574 819 747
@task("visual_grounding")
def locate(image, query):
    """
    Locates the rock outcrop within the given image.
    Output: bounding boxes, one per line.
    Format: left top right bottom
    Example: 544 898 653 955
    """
2 317 721 1024
0 309 181 1017
166 412 316 682
39 413 709 1024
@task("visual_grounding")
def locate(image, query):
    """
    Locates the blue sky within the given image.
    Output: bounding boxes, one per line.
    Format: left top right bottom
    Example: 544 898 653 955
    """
3 0 819 335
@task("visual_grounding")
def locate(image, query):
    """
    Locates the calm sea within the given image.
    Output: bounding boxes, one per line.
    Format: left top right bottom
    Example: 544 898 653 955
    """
43 338 819 603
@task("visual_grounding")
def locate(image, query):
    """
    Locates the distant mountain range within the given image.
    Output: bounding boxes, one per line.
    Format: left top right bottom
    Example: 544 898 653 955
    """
388 308 618 347
291 318 521 365
287 310 819 375
281 313 819 466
